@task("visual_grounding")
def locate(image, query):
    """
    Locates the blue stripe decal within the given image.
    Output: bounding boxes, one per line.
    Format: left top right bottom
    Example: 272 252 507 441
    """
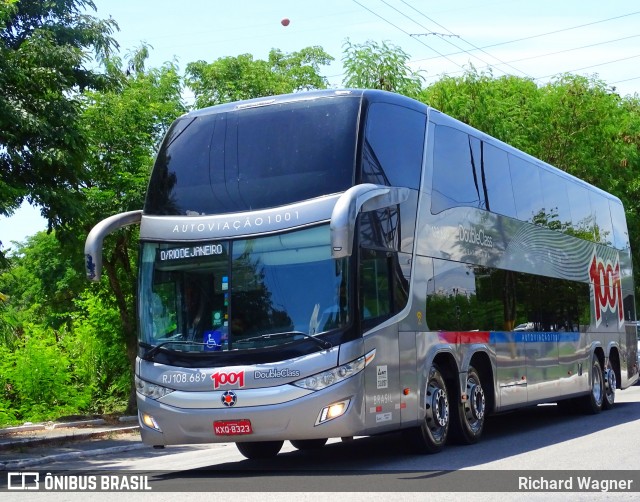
490 332 581 343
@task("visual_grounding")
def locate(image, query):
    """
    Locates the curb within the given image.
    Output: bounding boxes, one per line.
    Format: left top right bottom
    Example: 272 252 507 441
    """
0 417 138 436
0 425 140 451
51 419 106 429
0 441 148 471
0 424 46 434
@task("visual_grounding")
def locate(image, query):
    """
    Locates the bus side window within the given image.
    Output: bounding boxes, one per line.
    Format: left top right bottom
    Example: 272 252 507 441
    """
361 103 425 189
360 249 392 322
359 247 409 328
508 155 544 224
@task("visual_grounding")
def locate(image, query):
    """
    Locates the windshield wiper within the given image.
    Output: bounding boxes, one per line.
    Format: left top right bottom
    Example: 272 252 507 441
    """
235 331 332 350
140 340 210 361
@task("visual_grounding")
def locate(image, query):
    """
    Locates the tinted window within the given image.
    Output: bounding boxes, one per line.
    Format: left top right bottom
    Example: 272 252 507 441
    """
145 97 360 215
426 259 590 332
565 182 594 241
432 126 486 213
484 143 516 217
361 103 425 189
539 169 572 230
589 192 613 245
508 155 543 223
359 248 409 328
358 207 400 251
609 201 629 249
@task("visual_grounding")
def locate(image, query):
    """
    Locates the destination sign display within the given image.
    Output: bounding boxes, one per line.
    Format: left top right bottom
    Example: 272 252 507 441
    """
157 243 226 261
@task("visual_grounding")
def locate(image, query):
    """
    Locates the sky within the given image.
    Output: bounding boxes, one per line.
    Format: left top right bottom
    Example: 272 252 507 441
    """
1 0 639 251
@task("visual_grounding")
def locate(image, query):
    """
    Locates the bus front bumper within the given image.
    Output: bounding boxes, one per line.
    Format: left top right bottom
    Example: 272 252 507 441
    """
137 375 366 446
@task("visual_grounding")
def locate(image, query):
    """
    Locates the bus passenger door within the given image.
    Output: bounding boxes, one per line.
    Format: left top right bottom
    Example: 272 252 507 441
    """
359 248 402 432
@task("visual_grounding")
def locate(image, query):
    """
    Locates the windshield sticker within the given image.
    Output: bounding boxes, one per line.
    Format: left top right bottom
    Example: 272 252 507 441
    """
203 329 225 352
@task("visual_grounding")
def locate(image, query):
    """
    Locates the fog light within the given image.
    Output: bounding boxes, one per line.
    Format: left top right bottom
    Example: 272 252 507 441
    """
316 398 350 425
140 412 162 432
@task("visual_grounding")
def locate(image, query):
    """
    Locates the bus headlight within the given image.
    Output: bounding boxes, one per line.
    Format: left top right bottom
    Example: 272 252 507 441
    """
135 375 174 400
292 349 375 391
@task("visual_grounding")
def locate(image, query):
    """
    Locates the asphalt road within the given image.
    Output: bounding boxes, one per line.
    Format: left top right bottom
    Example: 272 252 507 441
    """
3 385 639 501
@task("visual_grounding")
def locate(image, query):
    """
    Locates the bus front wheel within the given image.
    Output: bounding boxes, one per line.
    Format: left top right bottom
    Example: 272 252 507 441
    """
403 364 450 454
236 440 284 459
451 366 485 444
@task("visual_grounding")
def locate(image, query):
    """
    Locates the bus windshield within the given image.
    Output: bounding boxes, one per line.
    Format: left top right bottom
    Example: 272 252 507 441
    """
138 224 350 353
144 96 359 216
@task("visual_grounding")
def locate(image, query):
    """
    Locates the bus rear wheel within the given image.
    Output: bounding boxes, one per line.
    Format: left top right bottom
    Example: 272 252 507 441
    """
580 356 604 414
290 439 328 450
602 363 616 410
451 366 485 444
403 365 450 453
236 440 284 459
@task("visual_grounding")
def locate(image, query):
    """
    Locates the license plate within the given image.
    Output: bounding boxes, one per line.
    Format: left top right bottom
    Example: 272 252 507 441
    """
213 419 253 436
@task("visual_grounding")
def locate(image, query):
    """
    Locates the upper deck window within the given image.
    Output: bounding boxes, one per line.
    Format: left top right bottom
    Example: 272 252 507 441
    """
145 97 360 215
361 103 425 189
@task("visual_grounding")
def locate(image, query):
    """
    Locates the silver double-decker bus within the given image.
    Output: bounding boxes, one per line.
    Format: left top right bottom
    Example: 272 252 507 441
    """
85 89 639 459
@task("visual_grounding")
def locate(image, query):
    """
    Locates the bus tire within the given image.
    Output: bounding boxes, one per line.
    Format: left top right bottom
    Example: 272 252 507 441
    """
451 366 485 444
580 356 604 414
290 438 328 450
602 363 616 410
236 440 284 459
402 364 450 454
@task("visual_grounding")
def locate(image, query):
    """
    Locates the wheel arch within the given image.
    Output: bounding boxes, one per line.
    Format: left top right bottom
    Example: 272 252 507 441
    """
432 350 459 397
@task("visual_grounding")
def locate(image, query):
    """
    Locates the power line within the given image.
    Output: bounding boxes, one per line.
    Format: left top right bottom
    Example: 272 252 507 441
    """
414 9 640 62
377 0 521 77
422 33 640 81
397 0 533 78
534 53 640 81
350 0 469 72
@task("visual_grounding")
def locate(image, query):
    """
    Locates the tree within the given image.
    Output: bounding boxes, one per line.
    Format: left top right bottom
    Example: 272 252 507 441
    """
342 39 424 97
0 231 86 334
185 46 333 109
422 69 640 297
420 68 541 151
78 47 185 412
0 0 118 261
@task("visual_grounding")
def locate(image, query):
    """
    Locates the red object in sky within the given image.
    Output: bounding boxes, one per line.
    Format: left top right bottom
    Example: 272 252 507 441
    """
281 18 290 26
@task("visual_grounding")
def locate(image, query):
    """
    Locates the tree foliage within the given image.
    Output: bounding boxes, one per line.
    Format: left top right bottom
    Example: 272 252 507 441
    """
77 48 185 412
0 0 118 252
184 46 333 109
422 69 640 295
2 34 640 426
342 39 424 97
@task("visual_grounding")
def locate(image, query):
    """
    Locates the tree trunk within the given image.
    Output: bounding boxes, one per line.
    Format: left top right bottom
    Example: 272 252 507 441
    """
103 251 138 415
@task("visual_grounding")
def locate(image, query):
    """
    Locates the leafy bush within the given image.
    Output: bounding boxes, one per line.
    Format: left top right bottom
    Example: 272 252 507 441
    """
0 324 90 424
